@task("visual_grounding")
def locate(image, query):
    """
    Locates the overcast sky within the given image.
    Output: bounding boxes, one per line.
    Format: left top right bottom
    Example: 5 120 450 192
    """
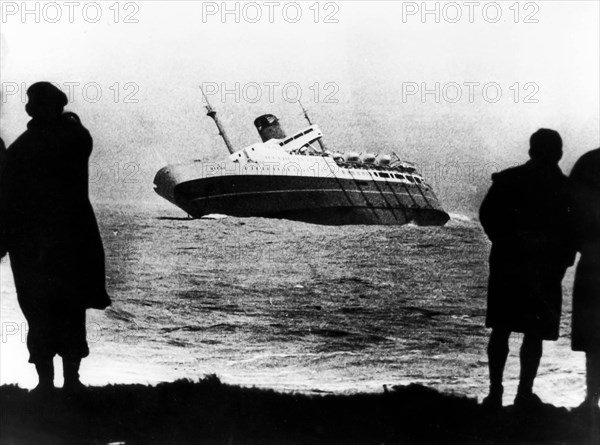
1 1 598 211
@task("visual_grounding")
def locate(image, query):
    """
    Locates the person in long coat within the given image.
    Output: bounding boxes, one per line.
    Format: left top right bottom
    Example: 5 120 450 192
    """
569 148 600 411
479 128 575 408
0 82 110 393
0 137 6 257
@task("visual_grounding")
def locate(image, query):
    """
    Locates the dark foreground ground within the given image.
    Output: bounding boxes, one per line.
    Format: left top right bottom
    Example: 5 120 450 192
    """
1 376 598 445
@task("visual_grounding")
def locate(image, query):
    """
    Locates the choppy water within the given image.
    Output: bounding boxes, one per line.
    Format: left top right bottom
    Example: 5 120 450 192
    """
0 205 586 407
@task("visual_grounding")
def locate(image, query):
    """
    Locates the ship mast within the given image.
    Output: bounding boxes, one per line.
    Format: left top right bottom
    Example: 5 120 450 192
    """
298 100 326 152
200 86 235 154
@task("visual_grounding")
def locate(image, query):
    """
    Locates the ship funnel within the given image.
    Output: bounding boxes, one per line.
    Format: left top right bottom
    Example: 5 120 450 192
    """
254 114 286 142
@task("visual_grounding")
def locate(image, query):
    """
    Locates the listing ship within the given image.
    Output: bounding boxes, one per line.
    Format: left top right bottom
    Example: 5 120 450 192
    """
154 95 450 226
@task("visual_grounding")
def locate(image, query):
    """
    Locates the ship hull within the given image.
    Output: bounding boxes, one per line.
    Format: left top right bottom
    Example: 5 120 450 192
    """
169 174 450 226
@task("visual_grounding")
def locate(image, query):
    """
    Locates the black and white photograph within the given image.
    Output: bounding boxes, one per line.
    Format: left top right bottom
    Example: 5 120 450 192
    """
0 1 599 443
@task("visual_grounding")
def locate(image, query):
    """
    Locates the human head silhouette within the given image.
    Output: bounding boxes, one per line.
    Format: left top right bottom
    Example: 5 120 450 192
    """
25 82 68 120
529 128 563 165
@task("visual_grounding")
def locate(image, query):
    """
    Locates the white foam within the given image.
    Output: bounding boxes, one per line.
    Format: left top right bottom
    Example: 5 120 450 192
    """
201 214 228 220
449 213 472 223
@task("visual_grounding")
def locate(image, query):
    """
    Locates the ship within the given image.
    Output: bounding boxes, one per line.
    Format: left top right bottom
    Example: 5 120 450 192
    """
153 92 450 226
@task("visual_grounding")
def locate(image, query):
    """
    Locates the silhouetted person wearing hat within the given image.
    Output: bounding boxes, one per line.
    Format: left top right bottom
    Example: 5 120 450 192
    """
0 137 5 255
479 129 575 409
0 137 5 257
569 148 600 413
0 82 110 395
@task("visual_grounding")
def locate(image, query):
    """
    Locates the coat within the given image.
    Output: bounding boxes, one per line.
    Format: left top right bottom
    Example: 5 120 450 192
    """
569 148 600 352
479 160 574 340
0 138 5 256
0 113 110 310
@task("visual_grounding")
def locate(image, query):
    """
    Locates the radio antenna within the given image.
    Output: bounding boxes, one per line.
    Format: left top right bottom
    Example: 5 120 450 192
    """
200 86 235 154
298 100 326 152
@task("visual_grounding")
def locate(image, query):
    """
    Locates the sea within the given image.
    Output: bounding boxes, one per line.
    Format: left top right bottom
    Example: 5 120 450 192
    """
0 205 587 407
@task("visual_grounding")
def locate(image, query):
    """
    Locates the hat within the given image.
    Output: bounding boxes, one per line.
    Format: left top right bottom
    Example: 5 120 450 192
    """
26 82 68 108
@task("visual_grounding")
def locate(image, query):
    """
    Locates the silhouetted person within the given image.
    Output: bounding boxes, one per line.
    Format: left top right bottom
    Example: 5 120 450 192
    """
569 148 600 413
0 137 6 178
0 137 5 169
0 82 110 394
479 129 575 409
0 137 5 258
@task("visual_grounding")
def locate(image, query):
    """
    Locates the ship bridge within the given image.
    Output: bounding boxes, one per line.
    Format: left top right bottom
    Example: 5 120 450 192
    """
228 124 324 164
